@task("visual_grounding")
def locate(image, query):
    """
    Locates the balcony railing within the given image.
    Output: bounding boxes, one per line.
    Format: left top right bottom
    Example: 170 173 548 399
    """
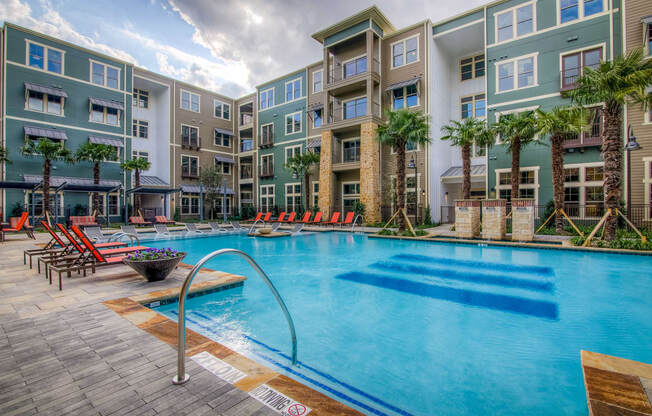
560 63 599 91
259 163 274 178
328 58 380 84
181 136 201 150
335 147 360 164
181 167 199 178
240 139 254 152
563 109 603 148
259 131 274 148
240 113 253 126
328 101 380 124
240 165 253 180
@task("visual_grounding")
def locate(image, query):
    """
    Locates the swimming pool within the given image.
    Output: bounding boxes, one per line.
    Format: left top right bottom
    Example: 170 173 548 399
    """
149 232 652 416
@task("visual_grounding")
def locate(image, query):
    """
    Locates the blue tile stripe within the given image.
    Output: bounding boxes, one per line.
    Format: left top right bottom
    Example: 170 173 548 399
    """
392 253 555 277
369 261 553 292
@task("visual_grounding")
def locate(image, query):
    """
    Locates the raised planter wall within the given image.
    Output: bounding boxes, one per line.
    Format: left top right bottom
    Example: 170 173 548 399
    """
482 199 506 240
511 199 535 242
455 200 481 238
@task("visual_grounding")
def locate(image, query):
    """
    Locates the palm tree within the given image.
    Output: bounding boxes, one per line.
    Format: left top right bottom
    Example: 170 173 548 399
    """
75 142 118 214
441 118 493 199
284 152 320 211
376 109 430 231
20 138 74 218
492 111 538 200
0 146 11 165
564 49 652 240
535 107 587 233
121 158 151 214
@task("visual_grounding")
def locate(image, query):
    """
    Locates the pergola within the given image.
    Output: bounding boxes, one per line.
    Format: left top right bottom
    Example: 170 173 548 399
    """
124 184 180 223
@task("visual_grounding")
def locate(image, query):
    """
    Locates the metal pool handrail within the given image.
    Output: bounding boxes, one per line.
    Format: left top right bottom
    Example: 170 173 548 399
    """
172 248 298 385
248 218 265 234
109 232 140 246
351 214 364 233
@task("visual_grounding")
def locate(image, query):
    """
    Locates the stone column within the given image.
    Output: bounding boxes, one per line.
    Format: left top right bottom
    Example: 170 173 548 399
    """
360 122 381 223
318 129 334 216
482 199 506 240
511 199 535 242
455 200 481 238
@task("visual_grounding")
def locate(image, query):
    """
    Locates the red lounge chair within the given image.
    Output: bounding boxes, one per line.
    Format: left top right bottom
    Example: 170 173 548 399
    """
307 212 323 224
273 212 286 223
322 212 341 226
262 212 272 222
296 212 311 223
337 212 355 227
24 221 68 268
155 216 175 224
130 216 152 226
284 212 296 223
1 212 35 241
70 216 98 228
244 212 263 223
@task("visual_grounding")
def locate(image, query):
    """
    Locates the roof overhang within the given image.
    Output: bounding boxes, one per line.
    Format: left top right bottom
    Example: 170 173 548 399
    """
311 6 395 43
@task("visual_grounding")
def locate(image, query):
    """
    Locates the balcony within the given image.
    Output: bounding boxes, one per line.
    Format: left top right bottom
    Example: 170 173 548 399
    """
560 63 599 91
259 131 274 149
328 100 380 126
332 146 360 172
259 163 274 178
240 139 254 153
181 136 201 151
240 164 253 180
240 113 253 126
181 167 199 179
564 109 603 149
326 58 380 94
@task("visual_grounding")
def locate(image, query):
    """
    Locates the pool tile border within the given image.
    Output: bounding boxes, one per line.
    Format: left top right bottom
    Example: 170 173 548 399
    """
103 271 364 416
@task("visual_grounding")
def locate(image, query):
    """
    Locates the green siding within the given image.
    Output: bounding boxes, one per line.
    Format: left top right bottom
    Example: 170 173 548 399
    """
432 9 484 35
324 20 370 46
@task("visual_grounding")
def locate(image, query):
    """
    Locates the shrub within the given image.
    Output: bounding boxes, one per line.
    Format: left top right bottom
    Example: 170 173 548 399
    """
10 202 23 217
173 207 180 222
571 235 652 251
377 229 395 236
422 204 433 226
352 200 365 218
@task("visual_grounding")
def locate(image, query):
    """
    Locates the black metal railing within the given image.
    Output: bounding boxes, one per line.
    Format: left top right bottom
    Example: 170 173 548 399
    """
259 162 274 178
328 58 380 84
560 63 599 91
240 165 253 180
259 131 274 148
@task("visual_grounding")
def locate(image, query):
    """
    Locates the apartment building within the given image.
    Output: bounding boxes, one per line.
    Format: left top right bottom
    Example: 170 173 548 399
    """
623 0 652 214
431 0 622 222
235 93 256 213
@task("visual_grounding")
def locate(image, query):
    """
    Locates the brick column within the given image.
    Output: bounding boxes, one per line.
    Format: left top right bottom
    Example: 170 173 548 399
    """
482 199 506 240
318 129 334 216
360 122 381 223
455 200 481 238
511 199 535 241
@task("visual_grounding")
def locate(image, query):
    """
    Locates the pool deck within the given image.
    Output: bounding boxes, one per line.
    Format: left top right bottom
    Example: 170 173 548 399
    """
0 233 361 415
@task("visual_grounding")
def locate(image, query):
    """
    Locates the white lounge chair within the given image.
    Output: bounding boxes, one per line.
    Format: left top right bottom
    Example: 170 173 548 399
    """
154 224 171 235
84 226 110 243
283 223 304 236
208 222 227 232
185 223 203 233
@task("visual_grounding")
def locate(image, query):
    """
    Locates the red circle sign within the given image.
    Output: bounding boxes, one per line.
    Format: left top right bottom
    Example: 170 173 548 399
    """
287 403 307 416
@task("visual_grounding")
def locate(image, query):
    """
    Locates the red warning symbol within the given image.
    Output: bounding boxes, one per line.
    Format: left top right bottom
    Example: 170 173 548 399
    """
287 403 307 416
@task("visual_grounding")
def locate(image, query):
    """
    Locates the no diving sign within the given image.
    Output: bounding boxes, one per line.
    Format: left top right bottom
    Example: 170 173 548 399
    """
190 351 247 384
249 384 312 416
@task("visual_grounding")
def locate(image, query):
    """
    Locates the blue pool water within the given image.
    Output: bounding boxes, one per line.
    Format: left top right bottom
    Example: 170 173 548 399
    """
150 232 652 416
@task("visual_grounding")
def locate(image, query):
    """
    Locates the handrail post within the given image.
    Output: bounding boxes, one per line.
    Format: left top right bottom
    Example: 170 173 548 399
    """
173 248 297 385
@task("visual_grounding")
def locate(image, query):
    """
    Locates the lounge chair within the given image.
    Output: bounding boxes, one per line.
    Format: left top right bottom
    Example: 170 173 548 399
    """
24 221 68 268
1 212 35 241
70 216 98 228
307 212 323 225
295 212 311 223
154 224 171 235
243 212 263 223
231 221 247 233
155 216 175 224
262 212 272 222
273 212 286 223
185 223 203 233
84 226 110 243
283 212 296 223
337 212 355 228
270 223 281 232
322 212 341 226
283 223 304 236
130 216 152 226
120 225 138 235
208 222 227 232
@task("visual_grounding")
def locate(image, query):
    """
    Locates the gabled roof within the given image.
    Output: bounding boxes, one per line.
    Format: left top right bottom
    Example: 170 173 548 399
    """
311 5 395 43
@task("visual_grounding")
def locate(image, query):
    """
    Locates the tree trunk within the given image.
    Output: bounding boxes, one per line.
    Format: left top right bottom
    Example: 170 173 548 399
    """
304 172 310 212
510 137 521 201
92 162 100 216
601 100 623 241
550 134 565 233
42 159 51 219
461 144 471 200
134 169 141 215
396 140 407 232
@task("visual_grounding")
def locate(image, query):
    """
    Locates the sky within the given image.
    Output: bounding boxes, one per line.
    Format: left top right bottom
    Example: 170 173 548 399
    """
0 0 487 98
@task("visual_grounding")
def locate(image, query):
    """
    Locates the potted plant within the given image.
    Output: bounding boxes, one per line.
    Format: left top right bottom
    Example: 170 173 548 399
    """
123 248 186 282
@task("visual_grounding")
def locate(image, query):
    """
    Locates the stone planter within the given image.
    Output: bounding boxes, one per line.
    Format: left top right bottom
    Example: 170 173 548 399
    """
258 227 273 235
482 199 507 240
123 253 186 282
511 199 535 242
455 200 481 238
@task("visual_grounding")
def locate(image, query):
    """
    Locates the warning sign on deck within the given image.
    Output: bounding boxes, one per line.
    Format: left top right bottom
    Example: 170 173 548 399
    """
191 351 247 384
249 384 312 416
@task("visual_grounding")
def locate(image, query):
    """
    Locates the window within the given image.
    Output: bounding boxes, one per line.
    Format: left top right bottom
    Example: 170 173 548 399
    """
285 112 302 134
215 196 231 215
90 61 120 89
561 47 602 89
392 84 419 110
496 3 534 43
133 89 149 108
645 160 652 219
564 167 580 182
285 78 301 102
497 54 537 92
313 109 323 128
180 90 200 112
343 56 367 78
260 88 274 109
312 182 319 207
26 192 63 217
460 54 485 81
132 150 149 162
392 36 419 68
343 97 366 120
285 183 301 212
342 182 360 212
563 163 605 217
132 120 149 138
260 185 275 212
181 155 199 177
460 94 486 119
214 100 231 120
342 139 360 162
215 161 231 175
94 194 120 216
647 24 652 56
181 194 200 215
181 125 199 147
261 154 274 177
285 145 301 163
27 41 64 74
214 131 231 147
560 0 603 24
313 70 322 93
90 104 120 126
261 124 274 146
26 90 63 116
495 167 539 203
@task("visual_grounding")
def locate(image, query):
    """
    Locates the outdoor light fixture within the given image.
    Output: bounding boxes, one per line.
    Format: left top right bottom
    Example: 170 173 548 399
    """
407 156 416 169
625 124 642 213
625 125 641 151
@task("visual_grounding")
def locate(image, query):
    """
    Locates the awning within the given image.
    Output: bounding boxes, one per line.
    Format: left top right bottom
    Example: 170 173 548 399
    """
127 176 178 194
24 126 68 140
642 15 652 24
441 165 487 179
89 97 124 111
307 137 321 149
89 135 124 147
24 82 68 98
23 174 121 192
214 128 233 136
181 184 234 195
140 176 170 187
214 155 234 164
308 102 324 111
385 76 420 92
